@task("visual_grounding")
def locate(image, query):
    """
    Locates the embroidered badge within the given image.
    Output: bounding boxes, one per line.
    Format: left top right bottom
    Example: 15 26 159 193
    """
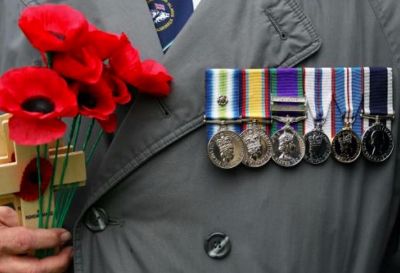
148 0 175 32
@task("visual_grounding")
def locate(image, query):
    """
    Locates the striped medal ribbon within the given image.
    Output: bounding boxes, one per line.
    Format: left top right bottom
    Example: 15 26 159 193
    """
270 68 306 168
240 69 273 168
303 68 332 165
205 69 245 169
331 67 363 163
361 67 395 162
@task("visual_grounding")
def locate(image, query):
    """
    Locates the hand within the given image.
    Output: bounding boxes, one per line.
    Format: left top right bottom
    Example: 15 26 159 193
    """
0 206 73 273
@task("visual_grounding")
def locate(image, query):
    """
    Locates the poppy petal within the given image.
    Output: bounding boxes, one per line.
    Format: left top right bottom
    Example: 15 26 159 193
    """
0 67 78 119
72 78 116 120
9 116 67 145
103 68 132 105
97 113 117 133
18 158 53 202
18 4 89 52
86 29 121 60
132 60 173 96
53 47 103 84
109 33 141 85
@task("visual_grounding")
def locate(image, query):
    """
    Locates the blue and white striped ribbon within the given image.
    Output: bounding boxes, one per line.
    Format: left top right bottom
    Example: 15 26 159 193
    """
363 67 394 129
304 68 333 137
205 69 241 140
334 67 363 137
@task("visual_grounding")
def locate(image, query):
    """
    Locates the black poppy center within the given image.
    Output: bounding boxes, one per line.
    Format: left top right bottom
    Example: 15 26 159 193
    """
22 97 55 114
78 91 97 109
28 170 40 185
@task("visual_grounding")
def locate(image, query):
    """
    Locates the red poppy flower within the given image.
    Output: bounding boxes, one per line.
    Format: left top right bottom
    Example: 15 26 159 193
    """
86 28 122 60
103 68 131 105
18 4 89 53
0 67 78 145
18 158 53 201
97 113 117 133
71 78 116 120
133 60 173 96
53 47 103 84
109 33 141 85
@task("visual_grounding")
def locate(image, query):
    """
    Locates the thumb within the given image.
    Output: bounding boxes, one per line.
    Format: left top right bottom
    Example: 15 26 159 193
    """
0 206 20 228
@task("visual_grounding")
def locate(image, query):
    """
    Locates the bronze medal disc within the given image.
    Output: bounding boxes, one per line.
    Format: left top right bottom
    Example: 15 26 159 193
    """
361 123 394 163
208 130 245 169
240 127 272 168
332 128 361 163
271 126 305 168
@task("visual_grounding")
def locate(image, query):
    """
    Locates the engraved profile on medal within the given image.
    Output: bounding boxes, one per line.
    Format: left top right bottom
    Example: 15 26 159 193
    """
278 130 296 161
208 130 245 169
361 123 394 162
271 127 305 167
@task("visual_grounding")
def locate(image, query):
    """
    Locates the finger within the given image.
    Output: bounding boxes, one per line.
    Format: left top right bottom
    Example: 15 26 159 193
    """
0 227 71 255
0 246 73 273
0 206 19 228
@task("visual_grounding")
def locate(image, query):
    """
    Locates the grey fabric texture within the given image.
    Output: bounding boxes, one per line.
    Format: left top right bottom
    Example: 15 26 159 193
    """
0 0 400 272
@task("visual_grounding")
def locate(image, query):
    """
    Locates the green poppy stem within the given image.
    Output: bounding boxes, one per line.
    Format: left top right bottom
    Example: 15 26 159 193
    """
72 115 82 151
45 139 60 229
82 119 95 152
52 117 78 227
36 146 43 229
86 129 104 164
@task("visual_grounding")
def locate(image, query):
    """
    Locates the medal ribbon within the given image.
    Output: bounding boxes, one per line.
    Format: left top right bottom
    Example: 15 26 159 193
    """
363 67 394 129
304 68 333 135
333 67 363 137
241 69 271 133
270 68 305 134
205 69 241 140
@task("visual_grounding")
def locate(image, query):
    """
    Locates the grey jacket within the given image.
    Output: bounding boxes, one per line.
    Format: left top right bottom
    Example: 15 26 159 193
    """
1 0 400 272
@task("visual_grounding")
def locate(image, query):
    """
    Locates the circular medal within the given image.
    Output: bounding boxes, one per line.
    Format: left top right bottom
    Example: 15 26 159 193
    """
304 129 331 165
240 127 272 168
271 126 305 168
332 129 361 163
208 130 245 169
361 123 394 162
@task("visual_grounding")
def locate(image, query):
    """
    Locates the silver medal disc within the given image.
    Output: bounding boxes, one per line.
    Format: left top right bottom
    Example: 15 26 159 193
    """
361 123 394 163
240 127 272 168
304 129 331 165
271 126 305 167
332 128 361 163
208 130 245 169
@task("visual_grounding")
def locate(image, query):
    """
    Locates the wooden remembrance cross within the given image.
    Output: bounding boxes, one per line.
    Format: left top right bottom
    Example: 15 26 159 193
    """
0 114 86 228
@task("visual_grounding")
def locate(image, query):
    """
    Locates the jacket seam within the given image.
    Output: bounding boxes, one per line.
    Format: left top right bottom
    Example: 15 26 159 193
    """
367 0 400 69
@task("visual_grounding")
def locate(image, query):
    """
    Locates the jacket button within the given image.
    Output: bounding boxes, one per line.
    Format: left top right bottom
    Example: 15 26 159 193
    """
204 232 231 259
84 207 109 232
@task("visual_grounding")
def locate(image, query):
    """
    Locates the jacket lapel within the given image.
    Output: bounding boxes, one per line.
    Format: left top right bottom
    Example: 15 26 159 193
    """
77 0 322 213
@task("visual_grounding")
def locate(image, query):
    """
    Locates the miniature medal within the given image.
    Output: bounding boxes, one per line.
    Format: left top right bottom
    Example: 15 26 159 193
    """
303 68 332 165
240 124 272 168
332 126 361 163
271 117 305 168
361 67 395 163
331 67 363 164
208 127 245 169
361 121 394 162
304 126 331 165
205 69 244 169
